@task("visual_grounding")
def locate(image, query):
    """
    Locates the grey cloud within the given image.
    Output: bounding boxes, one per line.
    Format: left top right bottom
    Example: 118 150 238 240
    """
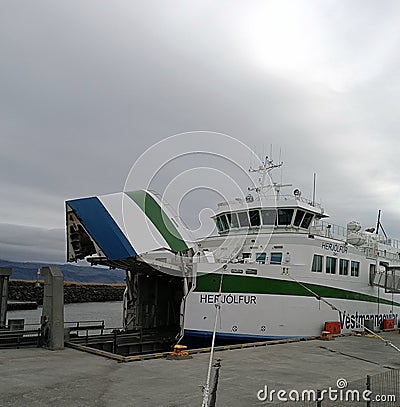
1 1 400 260
0 224 65 262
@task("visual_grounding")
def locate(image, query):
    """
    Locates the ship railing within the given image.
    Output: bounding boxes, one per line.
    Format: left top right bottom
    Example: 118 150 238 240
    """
383 237 400 250
217 194 323 208
311 221 347 241
361 233 400 251
269 194 323 208
312 220 400 254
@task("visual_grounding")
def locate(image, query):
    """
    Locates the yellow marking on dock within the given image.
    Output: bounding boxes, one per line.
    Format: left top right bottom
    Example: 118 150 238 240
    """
127 356 142 361
66 334 325 363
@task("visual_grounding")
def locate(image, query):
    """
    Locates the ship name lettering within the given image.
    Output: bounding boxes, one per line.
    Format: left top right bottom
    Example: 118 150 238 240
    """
199 294 256 305
321 242 347 253
339 310 398 329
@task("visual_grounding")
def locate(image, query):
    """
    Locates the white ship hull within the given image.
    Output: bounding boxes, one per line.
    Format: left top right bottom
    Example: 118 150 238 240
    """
184 291 398 340
182 233 400 341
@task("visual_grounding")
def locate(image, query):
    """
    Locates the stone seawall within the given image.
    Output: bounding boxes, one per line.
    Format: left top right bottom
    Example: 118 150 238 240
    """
8 280 125 305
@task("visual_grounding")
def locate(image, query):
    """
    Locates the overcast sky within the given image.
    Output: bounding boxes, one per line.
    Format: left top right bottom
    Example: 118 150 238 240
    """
1 1 400 263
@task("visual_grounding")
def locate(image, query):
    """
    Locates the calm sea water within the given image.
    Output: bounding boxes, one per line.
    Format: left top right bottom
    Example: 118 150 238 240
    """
7 301 124 329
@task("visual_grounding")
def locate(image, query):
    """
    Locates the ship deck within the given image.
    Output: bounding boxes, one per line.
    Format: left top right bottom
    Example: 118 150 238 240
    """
1 331 400 406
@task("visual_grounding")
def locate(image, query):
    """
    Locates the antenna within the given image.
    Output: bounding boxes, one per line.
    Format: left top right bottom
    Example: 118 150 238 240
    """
376 210 380 235
248 155 290 195
312 173 316 206
376 210 387 238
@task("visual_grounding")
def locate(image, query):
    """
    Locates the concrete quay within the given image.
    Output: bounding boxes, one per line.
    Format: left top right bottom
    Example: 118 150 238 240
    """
1 332 400 407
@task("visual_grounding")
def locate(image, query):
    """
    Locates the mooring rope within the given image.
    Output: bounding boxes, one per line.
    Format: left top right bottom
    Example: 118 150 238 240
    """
201 271 224 407
287 273 400 353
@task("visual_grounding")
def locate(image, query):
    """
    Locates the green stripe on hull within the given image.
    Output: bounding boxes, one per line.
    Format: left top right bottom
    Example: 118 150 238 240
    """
125 190 188 252
195 274 400 307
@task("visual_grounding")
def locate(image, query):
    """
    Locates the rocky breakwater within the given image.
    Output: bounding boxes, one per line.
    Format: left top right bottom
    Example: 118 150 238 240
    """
8 280 125 305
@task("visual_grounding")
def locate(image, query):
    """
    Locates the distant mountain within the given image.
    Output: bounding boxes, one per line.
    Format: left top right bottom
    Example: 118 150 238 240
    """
0 259 126 284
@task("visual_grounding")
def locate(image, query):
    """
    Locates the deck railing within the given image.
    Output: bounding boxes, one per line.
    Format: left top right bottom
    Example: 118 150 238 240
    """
312 221 347 241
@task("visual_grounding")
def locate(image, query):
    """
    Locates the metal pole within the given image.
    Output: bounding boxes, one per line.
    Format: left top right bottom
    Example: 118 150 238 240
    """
113 330 118 354
312 173 316 206
0 268 12 329
376 210 381 234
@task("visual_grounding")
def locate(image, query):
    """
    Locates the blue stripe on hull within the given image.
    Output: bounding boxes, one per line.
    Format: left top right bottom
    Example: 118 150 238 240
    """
67 197 136 260
184 329 303 342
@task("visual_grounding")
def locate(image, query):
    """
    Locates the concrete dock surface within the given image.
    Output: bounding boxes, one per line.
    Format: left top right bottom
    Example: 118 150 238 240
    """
1 332 400 406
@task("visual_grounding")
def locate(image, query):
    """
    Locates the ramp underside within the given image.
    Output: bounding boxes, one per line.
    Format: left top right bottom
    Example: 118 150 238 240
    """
87 255 160 276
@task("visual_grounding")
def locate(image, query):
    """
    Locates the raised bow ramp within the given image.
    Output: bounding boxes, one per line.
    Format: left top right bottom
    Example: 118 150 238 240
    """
66 189 192 266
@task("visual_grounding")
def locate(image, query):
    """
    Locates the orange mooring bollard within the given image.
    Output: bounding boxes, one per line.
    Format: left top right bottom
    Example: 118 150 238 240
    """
167 344 192 360
172 344 189 356
320 330 332 340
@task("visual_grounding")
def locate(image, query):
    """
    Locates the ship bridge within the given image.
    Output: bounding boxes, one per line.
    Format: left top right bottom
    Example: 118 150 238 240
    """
66 190 195 335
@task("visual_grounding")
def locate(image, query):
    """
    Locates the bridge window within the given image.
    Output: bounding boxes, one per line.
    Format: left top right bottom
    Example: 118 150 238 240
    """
301 212 314 229
249 210 261 226
270 252 282 264
220 214 229 230
216 217 224 232
237 211 250 227
227 213 239 228
256 252 266 264
311 254 323 272
351 261 360 277
278 209 294 225
261 209 276 225
326 256 337 274
242 252 251 260
339 259 349 275
216 214 231 232
293 210 305 227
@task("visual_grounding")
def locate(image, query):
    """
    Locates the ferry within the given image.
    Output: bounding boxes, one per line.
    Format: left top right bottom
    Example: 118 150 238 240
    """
65 158 400 343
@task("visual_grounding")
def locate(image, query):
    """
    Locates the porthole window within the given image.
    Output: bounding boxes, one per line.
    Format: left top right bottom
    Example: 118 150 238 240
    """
256 252 266 264
270 252 282 264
